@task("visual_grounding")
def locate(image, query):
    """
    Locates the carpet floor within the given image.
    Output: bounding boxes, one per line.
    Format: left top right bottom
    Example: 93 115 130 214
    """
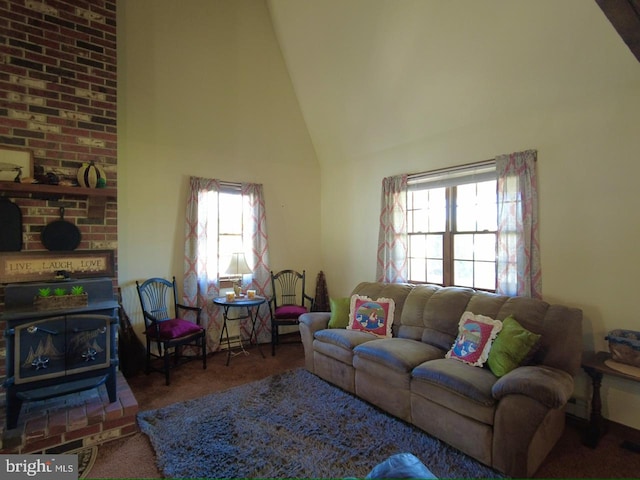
87 341 640 478
138 368 504 479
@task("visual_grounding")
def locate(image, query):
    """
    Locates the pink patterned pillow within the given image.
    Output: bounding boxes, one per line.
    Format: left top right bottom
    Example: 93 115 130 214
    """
146 318 202 340
446 312 503 367
347 295 395 338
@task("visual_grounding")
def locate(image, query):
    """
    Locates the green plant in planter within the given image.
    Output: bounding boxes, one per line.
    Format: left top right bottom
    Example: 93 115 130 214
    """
53 288 67 296
38 288 51 297
71 285 85 295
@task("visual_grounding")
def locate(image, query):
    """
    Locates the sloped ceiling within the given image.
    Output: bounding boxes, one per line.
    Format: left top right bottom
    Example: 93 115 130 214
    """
596 0 640 62
267 0 640 163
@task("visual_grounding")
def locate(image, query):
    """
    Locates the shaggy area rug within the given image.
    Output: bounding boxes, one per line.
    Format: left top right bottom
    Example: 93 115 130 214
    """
138 369 505 478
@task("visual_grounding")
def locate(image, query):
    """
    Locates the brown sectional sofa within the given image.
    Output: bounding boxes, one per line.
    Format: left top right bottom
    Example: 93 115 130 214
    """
299 282 583 477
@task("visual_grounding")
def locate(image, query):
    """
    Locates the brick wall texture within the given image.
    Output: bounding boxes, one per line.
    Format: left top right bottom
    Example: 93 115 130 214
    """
0 0 118 385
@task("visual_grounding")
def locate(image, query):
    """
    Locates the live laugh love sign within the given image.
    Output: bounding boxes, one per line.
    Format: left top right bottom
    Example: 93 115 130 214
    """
0 250 114 283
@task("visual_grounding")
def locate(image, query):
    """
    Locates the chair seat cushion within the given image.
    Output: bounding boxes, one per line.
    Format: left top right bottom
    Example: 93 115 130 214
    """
146 318 202 340
275 305 308 319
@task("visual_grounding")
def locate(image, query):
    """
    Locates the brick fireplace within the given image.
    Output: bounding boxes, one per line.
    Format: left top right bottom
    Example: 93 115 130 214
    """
0 0 131 453
0 371 137 454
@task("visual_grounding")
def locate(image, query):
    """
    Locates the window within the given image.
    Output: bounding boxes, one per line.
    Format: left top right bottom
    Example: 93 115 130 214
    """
185 177 272 340
202 185 245 285
407 162 497 291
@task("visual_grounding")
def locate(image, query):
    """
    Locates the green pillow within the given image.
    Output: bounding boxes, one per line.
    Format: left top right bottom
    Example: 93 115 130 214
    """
328 297 350 329
487 315 541 377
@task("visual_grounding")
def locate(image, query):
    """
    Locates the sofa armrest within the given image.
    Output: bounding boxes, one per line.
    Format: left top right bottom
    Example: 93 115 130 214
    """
299 312 331 332
299 312 331 373
492 365 574 409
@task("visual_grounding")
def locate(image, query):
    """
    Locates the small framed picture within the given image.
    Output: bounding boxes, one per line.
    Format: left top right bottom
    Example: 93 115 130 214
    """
0 146 34 182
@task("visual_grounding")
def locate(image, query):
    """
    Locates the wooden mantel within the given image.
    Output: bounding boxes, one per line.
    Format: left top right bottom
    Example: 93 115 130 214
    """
0 182 117 218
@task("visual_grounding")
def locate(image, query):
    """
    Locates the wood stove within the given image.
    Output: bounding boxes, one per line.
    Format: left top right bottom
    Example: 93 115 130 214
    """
2 277 119 429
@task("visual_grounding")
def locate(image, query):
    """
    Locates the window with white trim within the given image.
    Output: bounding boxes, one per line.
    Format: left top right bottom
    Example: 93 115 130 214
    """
407 162 497 291
203 184 244 285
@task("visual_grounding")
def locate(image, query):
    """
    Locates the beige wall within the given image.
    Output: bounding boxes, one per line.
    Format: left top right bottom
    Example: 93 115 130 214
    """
118 0 640 430
269 0 640 429
117 1 322 328
317 84 640 427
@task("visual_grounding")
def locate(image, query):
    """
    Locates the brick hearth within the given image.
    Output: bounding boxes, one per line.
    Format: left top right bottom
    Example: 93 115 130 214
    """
0 371 137 454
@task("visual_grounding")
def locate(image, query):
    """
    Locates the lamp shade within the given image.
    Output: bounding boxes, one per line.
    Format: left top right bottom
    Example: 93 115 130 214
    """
224 252 251 276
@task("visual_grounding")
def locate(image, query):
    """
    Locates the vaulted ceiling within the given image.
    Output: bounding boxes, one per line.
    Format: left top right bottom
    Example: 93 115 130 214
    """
267 0 640 163
596 0 640 62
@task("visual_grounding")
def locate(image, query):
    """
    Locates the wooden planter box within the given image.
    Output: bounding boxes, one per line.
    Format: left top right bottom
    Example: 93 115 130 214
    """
34 293 88 311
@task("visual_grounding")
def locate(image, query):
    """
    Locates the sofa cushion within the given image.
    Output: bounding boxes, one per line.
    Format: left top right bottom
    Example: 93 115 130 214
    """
328 297 350 328
354 338 444 373
348 295 395 338
412 358 497 407
314 328 376 351
313 329 379 366
446 312 502 367
394 284 440 340
314 339 356 366
417 287 476 350
487 315 541 377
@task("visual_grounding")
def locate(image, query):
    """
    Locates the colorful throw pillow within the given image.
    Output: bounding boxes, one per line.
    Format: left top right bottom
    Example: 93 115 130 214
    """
328 297 351 329
446 312 503 367
487 315 541 377
347 295 395 338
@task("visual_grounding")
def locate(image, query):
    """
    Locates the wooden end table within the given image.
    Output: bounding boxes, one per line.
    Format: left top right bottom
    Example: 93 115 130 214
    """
581 351 640 449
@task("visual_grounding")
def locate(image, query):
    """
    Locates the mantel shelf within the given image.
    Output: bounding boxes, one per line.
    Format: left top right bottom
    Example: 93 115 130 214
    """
0 182 116 218
0 182 116 199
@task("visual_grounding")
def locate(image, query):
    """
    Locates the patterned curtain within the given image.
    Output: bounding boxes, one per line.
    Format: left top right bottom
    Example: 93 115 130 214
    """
184 177 271 351
241 183 271 344
376 174 409 283
184 177 222 351
496 149 542 299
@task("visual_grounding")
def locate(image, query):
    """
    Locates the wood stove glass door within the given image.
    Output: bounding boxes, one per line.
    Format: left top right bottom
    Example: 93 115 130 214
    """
14 314 111 384
15 315 66 384
66 314 111 376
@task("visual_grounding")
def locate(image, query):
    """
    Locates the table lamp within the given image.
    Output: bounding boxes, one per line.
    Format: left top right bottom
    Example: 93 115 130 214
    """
224 252 251 296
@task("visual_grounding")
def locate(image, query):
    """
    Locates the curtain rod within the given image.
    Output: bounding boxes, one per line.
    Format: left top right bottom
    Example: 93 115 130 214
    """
408 159 495 180
218 180 241 188
407 150 537 181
